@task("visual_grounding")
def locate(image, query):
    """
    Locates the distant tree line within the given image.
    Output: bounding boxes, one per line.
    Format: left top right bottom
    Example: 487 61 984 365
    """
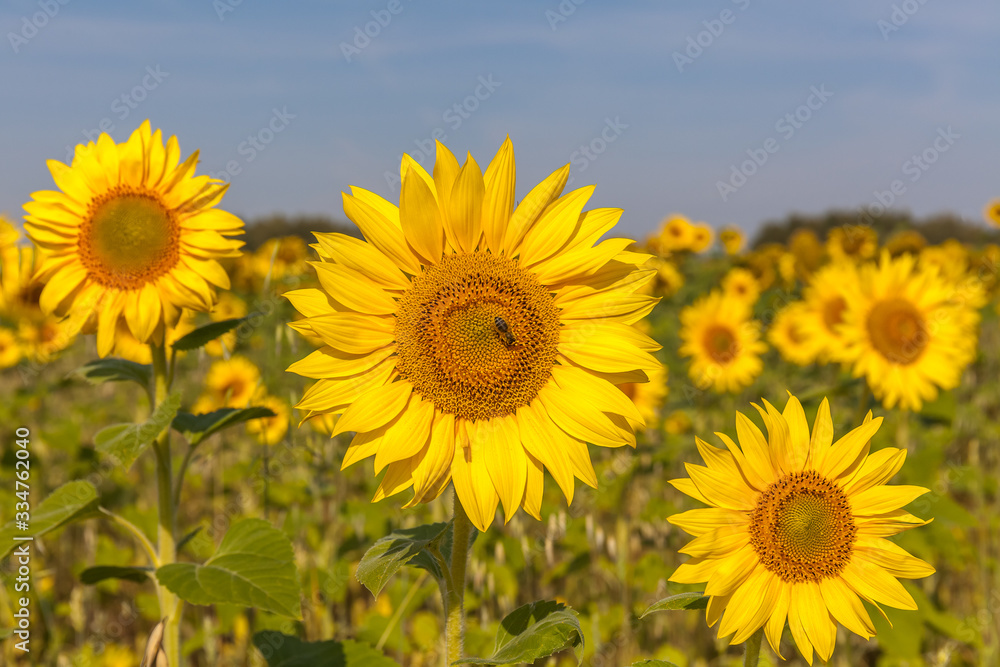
241 214 362 251
752 209 1000 248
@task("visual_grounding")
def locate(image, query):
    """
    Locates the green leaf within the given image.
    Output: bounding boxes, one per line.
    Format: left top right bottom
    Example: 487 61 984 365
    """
156 518 301 618
172 406 276 446
69 357 151 388
95 393 181 469
80 565 152 584
252 632 400 667
456 600 584 665
357 522 450 597
0 481 99 559
172 317 246 351
639 592 709 618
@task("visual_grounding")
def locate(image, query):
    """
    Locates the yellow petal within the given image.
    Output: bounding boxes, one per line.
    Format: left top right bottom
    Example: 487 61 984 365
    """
432 141 462 253
447 154 485 253
782 394 811 470
521 451 545 520
735 412 777 484
287 345 395 380
667 507 748 537
519 186 595 268
687 463 755 511
342 191 421 274
764 583 790 659
819 577 876 638
841 559 918 610
841 447 907 496
406 412 456 507
311 233 410 290
372 458 416 502
818 416 883 480
38 262 87 314
537 384 634 448
332 380 413 436
703 543 758 596
850 484 929 516
399 165 444 264
517 399 575 505
475 415 527 524
481 137 515 255
298 313 395 354
787 584 815 665
452 421 499 532
797 582 836 663
310 262 398 315
373 394 435 473
504 164 569 255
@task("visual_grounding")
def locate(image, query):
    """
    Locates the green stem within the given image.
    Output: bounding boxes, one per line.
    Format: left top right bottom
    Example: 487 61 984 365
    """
445 493 473 666
99 508 159 567
896 409 911 452
151 343 181 667
743 627 764 667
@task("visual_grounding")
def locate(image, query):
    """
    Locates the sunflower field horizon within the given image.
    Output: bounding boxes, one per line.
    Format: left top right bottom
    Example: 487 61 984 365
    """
2 4 999 667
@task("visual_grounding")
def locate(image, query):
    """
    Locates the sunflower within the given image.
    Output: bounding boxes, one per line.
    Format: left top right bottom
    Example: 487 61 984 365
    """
658 215 695 253
797 262 860 364
193 355 262 412
718 226 744 256
669 394 934 664
826 226 877 263
721 268 760 305
646 257 683 297
252 236 311 284
884 230 927 257
840 251 980 411
690 223 714 253
767 302 817 366
246 393 290 445
0 327 22 369
286 138 661 531
23 120 244 357
787 229 824 280
679 290 766 394
983 198 1000 227
205 292 248 357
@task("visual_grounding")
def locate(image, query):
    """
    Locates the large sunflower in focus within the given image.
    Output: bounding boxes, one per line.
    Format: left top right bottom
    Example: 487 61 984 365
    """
840 252 980 411
679 290 765 393
669 394 934 664
287 139 661 531
24 121 244 357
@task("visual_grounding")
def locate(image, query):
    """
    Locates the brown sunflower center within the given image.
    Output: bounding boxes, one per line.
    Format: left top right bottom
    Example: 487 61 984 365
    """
749 470 856 583
703 324 738 364
822 296 846 331
79 188 180 290
394 252 560 422
867 297 927 365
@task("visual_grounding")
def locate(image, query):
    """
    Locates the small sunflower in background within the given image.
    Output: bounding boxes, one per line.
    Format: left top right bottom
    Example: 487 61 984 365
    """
193 355 262 413
252 236 311 284
645 256 684 297
983 198 1000 227
840 251 980 411
797 261 860 364
689 222 714 253
720 267 761 306
0 327 22 369
246 393 290 445
884 229 927 257
206 292 249 357
657 214 696 253
679 290 766 394
668 394 934 665
826 225 877 264
718 226 744 256
768 302 817 366
786 228 825 280
23 120 244 357
287 138 661 531
617 345 667 431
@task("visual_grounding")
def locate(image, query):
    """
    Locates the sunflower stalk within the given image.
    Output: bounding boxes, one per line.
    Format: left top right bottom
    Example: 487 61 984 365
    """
151 342 181 667
445 493 473 666
742 627 763 666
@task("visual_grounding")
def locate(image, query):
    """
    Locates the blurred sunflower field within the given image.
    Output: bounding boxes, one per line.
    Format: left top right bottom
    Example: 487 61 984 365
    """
1 127 999 667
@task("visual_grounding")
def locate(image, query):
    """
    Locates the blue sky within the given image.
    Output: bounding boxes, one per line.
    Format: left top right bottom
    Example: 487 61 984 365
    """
2 0 997 240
